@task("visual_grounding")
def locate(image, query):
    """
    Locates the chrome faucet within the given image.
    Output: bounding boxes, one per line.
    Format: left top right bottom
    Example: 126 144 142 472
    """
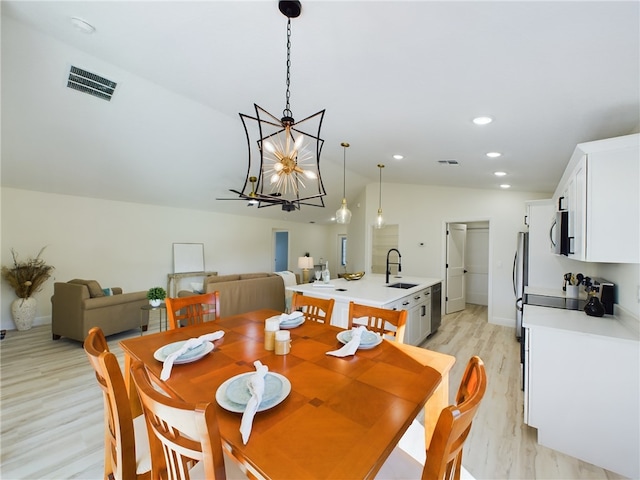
386 248 402 284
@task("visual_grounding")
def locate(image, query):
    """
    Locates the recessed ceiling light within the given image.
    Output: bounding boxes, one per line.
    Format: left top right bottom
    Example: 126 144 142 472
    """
486 152 502 158
473 116 493 125
494 171 507 177
500 184 511 189
71 17 96 34
393 154 403 160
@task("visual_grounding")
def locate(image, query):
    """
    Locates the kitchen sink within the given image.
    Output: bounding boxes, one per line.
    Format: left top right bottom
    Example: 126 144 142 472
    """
387 282 418 289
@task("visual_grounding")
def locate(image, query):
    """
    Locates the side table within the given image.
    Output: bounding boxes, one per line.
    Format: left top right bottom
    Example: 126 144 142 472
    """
140 303 167 334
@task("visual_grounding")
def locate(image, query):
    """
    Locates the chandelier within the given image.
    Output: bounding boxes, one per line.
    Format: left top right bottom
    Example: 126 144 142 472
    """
232 0 326 212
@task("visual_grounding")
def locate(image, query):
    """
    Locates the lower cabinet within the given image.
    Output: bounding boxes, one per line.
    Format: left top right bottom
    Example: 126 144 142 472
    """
397 287 431 346
525 325 639 478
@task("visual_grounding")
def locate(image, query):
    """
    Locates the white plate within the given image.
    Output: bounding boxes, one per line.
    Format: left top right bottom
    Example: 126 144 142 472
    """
279 316 305 329
216 372 291 413
153 341 214 365
336 330 383 350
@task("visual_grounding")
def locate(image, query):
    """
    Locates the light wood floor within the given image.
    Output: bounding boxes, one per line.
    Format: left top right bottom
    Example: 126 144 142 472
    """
0 306 626 479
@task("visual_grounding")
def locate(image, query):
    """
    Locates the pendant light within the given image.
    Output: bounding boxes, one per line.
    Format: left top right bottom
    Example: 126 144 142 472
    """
231 0 327 212
335 142 352 224
375 164 385 229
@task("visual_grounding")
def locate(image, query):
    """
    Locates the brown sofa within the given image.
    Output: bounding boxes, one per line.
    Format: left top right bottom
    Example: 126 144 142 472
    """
51 279 149 342
178 272 296 318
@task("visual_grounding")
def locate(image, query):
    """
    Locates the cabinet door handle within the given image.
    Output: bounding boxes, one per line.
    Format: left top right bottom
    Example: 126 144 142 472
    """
558 196 566 211
414 296 421 301
568 236 575 255
402 301 410 306
421 305 426 316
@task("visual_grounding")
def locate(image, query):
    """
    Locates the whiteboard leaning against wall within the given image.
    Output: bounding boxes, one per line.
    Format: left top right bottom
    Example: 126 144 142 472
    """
173 243 205 273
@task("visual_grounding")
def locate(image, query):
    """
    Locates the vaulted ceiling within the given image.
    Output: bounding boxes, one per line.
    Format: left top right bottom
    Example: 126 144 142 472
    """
2 1 638 224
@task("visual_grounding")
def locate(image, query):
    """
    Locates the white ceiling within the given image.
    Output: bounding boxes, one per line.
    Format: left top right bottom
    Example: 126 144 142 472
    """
2 1 639 225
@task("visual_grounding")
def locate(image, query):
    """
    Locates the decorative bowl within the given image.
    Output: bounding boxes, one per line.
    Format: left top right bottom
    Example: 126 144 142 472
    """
342 272 365 281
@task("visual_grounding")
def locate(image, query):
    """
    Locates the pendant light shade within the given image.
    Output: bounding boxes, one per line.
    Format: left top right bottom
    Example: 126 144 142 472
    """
375 164 385 229
335 142 352 224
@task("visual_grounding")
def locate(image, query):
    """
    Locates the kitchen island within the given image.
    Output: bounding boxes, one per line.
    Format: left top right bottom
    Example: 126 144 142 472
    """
287 274 442 345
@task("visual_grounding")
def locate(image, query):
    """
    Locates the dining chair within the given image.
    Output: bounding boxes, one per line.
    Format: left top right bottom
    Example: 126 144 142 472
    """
290 292 335 324
83 327 151 480
130 360 248 480
376 356 488 480
165 291 220 330
347 301 408 343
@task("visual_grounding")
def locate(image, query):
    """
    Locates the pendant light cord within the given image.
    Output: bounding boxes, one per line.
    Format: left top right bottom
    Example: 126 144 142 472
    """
342 146 347 197
283 18 293 120
378 164 383 209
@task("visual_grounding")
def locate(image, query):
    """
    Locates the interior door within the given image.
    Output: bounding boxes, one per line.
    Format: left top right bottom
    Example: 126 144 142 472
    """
274 231 289 272
446 223 467 314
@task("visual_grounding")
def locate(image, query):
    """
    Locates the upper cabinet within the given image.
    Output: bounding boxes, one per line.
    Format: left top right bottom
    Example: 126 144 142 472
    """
552 133 639 263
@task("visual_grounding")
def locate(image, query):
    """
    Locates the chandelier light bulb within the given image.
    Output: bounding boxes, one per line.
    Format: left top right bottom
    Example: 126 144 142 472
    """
264 141 276 153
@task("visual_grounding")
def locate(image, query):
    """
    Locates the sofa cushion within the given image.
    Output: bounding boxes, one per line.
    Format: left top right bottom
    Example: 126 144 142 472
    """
68 279 105 298
239 273 271 280
102 288 113 296
206 274 241 284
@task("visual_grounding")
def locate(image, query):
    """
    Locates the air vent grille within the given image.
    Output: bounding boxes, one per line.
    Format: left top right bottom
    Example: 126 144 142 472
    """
67 66 117 101
438 160 459 165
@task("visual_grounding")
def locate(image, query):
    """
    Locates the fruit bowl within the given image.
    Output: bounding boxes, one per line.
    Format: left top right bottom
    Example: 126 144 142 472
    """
342 272 365 281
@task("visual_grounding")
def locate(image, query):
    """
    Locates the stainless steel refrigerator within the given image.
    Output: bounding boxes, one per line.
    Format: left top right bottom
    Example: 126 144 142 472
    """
513 231 528 340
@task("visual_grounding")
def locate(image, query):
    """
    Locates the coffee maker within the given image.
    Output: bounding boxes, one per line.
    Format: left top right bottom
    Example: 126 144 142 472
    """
592 278 615 315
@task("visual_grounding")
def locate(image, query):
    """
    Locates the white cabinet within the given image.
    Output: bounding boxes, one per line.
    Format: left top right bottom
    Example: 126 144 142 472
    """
523 305 640 478
387 288 431 345
552 133 639 263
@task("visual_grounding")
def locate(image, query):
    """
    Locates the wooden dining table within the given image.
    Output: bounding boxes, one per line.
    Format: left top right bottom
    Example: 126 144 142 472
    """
120 309 455 479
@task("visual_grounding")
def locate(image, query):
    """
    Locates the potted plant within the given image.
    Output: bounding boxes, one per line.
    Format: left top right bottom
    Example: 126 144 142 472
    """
147 286 166 307
1 247 54 330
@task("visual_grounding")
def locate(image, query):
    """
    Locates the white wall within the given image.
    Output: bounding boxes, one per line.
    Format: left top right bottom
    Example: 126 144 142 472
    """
0 188 332 330
349 183 548 326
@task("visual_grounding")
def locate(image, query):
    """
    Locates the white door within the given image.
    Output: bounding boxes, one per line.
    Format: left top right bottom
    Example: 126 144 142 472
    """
446 223 467 314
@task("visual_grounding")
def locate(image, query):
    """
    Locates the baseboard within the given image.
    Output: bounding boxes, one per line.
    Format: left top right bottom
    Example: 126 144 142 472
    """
490 315 514 328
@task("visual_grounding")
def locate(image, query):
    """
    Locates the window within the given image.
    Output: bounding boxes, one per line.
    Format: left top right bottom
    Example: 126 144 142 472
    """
339 235 347 267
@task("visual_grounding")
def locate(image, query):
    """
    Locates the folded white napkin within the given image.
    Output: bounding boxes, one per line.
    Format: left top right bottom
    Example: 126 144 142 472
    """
279 311 303 323
266 311 304 324
326 326 367 357
160 331 225 381
240 361 268 445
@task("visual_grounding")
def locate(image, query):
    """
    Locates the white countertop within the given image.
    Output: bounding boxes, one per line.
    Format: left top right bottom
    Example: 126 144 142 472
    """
286 274 442 307
525 285 588 300
523 304 639 344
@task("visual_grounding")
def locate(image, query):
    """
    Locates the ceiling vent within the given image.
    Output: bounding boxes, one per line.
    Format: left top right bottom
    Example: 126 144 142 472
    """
67 66 117 101
438 160 459 165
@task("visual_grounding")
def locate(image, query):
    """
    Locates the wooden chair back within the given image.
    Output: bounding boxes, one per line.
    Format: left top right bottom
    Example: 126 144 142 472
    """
291 292 335 324
424 356 487 480
165 292 220 330
130 360 229 480
347 301 407 343
84 327 150 480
